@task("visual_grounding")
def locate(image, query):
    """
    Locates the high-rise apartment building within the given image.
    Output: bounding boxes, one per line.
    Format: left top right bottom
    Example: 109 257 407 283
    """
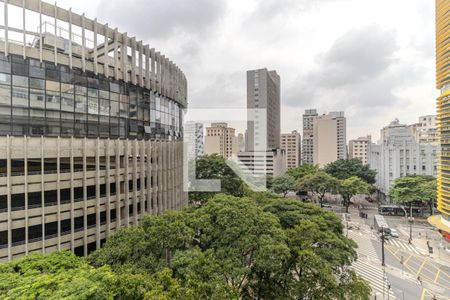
281 131 301 169
349 135 371 165
204 123 238 159
246 69 280 151
329 111 347 159
312 112 347 166
184 122 204 161
408 115 438 145
0 1 187 262
368 119 438 199
431 0 450 246
301 109 318 164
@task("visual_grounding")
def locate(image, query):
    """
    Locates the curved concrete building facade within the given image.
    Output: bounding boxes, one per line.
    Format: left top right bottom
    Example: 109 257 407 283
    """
0 0 187 261
433 0 450 244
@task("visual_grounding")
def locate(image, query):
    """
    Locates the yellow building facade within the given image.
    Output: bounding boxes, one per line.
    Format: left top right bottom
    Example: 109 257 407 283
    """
430 0 450 244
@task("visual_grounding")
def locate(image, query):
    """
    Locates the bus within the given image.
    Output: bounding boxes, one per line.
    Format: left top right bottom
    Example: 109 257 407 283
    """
378 205 405 216
373 214 390 234
378 205 428 217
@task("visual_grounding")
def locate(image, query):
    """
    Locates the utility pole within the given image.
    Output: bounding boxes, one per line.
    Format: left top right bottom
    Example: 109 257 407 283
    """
408 205 414 244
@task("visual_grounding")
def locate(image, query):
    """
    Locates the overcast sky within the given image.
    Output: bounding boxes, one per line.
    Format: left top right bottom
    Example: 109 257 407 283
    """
48 0 436 141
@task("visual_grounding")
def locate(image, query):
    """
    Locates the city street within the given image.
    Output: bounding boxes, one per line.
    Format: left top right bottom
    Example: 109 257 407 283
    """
340 205 450 300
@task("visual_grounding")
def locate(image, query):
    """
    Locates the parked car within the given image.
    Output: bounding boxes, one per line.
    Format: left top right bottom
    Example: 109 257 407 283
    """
322 203 332 209
389 228 399 238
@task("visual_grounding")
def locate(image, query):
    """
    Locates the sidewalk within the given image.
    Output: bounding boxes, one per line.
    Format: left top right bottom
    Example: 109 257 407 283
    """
412 237 450 266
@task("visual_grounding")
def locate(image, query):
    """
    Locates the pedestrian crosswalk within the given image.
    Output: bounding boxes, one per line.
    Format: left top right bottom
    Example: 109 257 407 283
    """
348 230 379 259
385 239 426 255
352 259 396 299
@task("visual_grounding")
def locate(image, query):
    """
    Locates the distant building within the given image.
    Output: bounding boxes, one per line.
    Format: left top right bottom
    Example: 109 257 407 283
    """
204 123 238 159
237 133 245 152
312 112 347 166
246 68 280 151
368 119 438 198
408 115 438 145
184 122 204 161
237 149 286 177
301 109 318 164
349 135 371 165
281 131 301 169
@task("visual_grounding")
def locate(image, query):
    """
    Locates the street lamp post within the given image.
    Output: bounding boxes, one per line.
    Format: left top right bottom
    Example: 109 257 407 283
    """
408 205 414 244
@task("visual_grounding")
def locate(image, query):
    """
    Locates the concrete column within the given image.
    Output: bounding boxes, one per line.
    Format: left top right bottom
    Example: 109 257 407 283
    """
56 136 61 251
132 139 138 224
146 140 152 214
124 140 129 226
115 139 121 229
139 139 145 218
6 136 11 260
82 137 87 256
40 136 45 253
24 136 28 254
70 137 75 251
95 138 100 249
105 139 111 237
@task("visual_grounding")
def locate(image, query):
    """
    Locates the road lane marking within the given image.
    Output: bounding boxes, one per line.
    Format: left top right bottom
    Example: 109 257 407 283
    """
404 253 413 264
420 288 426 300
434 269 441 283
416 259 428 276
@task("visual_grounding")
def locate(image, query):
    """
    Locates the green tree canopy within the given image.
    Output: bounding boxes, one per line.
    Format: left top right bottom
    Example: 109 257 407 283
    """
188 154 245 206
389 175 437 213
271 174 296 197
296 171 340 207
2 193 371 299
285 164 320 180
324 159 376 184
339 176 370 213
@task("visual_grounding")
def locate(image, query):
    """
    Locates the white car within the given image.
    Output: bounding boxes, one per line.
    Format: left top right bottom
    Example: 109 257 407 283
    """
390 228 399 238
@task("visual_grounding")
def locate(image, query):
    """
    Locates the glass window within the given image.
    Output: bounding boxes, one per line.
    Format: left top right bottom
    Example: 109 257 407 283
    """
12 62 28 76
12 87 28 107
0 85 11 106
120 102 128 118
46 80 60 92
12 75 28 88
61 83 74 94
110 82 120 93
29 89 44 109
110 92 119 102
156 97 160 111
0 73 11 85
75 85 87 95
61 93 74 112
0 60 11 74
110 101 119 117
129 103 137 119
120 94 129 104
99 99 109 116
46 91 60 110
88 88 98 98
30 78 44 89
99 90 109 99
150 110 155 122
155 111 161 123
75 95 87 113
88 97 98 114
29 109 45 135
